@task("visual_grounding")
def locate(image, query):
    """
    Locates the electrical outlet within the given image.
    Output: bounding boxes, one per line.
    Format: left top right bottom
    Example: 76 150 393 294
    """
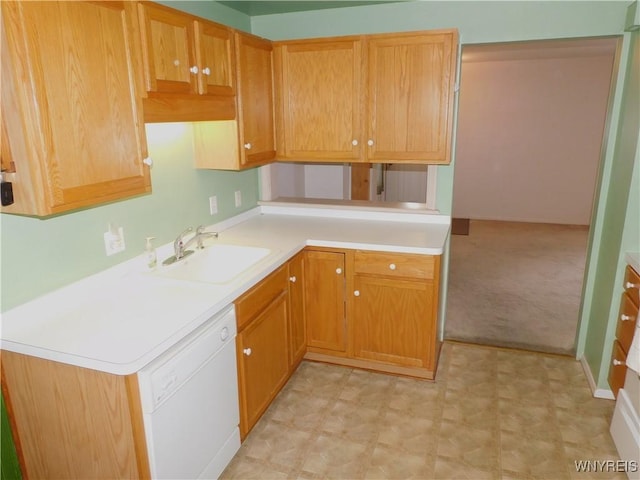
104 226 125 256
234 190 242 208
209 195 218 215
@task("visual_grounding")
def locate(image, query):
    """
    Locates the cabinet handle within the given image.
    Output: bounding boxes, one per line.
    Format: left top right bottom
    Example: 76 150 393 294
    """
626 282 639 290
336 267 342 275
352 139 358 146
244 143 252 150
173 59 180 67
190 65 199 74
289 276 297 283
243 348 252 356
367 139 374 146
202 67 211 76
143 157 153 167
621 314 635 322
613 359 624 366
354 290 360 297
389 263 396 270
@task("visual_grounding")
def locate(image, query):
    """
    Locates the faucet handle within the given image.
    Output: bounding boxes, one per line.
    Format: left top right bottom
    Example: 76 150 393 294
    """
180 226 194 238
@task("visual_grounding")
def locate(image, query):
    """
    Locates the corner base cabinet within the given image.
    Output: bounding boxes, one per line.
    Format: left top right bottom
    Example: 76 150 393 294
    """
304 248 442 379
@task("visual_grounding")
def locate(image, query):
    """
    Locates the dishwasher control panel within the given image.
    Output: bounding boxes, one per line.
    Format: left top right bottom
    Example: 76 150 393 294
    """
137 305 237 412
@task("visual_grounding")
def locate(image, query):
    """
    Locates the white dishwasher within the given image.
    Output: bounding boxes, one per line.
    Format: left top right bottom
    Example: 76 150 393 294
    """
137 305 240 479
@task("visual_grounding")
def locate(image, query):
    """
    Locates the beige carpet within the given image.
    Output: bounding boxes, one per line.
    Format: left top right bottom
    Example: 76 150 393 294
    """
445 220 589 355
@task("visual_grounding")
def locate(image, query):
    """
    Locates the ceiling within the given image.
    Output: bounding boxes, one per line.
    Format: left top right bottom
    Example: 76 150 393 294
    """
217 1 406 17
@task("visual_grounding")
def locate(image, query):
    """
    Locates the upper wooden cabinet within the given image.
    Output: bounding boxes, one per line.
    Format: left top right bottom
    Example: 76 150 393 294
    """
274 37 363 161
274 30 458 164
137 2 236 122
235 31 276 168
192 31 276 171
367 32 457 163
1 1 151 216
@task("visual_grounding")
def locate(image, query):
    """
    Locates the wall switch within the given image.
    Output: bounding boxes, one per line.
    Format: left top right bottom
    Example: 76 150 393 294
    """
209 195 218 215
104 226 125 256
234 190 242 208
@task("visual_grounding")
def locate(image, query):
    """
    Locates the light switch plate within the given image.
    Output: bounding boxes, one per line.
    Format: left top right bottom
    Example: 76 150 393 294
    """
234 190 242 208
209 195 218 215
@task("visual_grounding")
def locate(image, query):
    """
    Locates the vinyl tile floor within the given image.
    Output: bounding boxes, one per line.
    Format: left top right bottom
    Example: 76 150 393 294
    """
221 342 623 480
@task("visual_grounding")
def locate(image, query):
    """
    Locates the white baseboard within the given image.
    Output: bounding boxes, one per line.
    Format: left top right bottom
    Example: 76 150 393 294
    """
610 388 640 479
580 356 615 400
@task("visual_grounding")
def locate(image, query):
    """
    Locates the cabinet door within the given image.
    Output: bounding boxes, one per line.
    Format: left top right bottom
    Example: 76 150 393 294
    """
366 31 457 163
275 38 363 161
352 276 435 369
288 253 306 367
1 1 150 216
304 250 347 352
138 3 196 94
236 292 289 439
236 32 276 167
195 21 235 96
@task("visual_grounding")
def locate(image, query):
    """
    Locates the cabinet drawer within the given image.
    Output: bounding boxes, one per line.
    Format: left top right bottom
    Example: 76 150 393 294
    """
354 251 436 280
235 265 287 331
608 340 628 398
616 293 639 354
624 266 640 307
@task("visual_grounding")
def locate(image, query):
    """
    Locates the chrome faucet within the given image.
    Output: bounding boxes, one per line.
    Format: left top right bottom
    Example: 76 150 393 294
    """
163 225 219 266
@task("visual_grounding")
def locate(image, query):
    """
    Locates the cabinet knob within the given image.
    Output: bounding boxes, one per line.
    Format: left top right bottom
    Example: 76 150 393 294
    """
243 348 252 356
143 157 153 167
202 67 211 76
289 276 297 283
190 65 199 74
244 143 252 150
336 267 342 275
367 139 374 146
389 263 396 270
173 59 180 67
354 290 360 297
612 359 624 366
352 139 358 146
625 282 639 290
621 314 635 322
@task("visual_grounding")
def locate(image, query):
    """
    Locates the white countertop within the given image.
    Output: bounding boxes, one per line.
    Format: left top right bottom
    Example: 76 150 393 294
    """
0 204 450 375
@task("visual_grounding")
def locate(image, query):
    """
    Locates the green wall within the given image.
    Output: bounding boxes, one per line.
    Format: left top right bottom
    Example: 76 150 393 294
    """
0 5 255 313
251 0 633 385
582 27 640 390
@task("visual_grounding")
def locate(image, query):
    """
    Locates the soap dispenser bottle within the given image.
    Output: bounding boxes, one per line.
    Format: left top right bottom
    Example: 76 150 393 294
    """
145 237 157 270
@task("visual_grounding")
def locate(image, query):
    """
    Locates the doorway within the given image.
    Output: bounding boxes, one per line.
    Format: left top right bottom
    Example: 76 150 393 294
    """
445 37 619 355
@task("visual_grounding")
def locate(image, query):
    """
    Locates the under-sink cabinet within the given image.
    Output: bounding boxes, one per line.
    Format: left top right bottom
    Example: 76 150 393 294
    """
273 30 458 164
304 248 442 379
1 1 151 216
234 265 291 440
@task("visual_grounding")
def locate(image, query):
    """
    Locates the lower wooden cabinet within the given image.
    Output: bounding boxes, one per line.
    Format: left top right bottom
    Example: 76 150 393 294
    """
608 265 639 397
304 248 441 379
288 252 307 367
235 265 290 439
0 351 149 479
304 250 347 353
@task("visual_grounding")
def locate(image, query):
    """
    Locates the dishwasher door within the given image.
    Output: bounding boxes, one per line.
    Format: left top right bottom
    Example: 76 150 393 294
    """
138 306 240 479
